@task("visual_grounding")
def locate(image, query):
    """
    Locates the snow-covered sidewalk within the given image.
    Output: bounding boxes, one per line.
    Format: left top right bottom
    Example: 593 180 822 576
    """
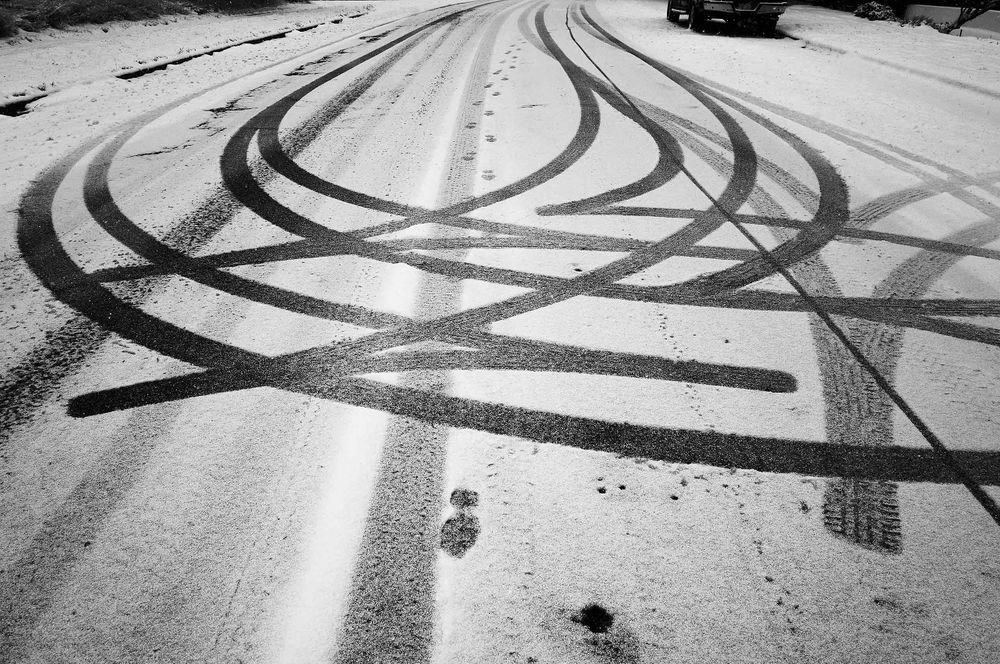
778 4 1000 97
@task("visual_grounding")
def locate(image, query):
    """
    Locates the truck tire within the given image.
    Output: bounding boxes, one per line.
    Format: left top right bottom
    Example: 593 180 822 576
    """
689 2 706 32
761 17 779 36
667 0 680 23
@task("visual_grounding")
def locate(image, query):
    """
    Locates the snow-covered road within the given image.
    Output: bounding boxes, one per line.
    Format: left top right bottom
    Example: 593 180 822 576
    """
2 0 999 662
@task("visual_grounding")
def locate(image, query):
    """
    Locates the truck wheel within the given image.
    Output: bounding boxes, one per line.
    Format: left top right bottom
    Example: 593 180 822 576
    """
667 0 680 23
762 18 779 36
689 3 706 32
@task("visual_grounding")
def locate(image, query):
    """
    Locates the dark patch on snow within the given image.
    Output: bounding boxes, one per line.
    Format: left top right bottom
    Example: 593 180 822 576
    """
359 30 391 43
0 95 38 117
441 488 480 557
573 603 614 633
440 512 480 558
823 479 901 553
450 488 479 508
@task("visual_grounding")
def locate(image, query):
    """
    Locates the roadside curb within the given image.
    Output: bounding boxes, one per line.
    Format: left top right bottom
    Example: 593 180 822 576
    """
0 11 367 117
776 28 847 53
114 13 361 80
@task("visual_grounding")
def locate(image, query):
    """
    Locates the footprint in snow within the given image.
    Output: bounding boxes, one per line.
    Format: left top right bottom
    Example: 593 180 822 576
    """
440 488 480 558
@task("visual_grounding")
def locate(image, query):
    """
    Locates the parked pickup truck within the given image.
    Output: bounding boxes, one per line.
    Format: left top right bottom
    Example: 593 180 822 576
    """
667 0 787 34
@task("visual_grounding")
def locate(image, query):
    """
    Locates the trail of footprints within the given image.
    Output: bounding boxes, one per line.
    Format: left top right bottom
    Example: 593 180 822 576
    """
476 41 526 180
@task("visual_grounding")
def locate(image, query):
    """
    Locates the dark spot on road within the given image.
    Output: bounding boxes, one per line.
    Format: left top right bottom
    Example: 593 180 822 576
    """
597 486 607 494
206 99 252 116
450 488 478 508
619 484 626 490
440 512 480 558
359 31 390 43
0 96 34 117
574 603 614 633
872 595 901 609
670 494 678 500
441 488 480 558
823 479 902 554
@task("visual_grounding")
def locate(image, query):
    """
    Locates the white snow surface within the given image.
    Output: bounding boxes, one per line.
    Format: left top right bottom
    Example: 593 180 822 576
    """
779 4 1000 96
594 0 1000 176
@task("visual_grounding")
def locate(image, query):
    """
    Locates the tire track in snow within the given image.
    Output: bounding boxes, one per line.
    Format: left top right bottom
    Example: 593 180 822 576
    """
571 3 1000 527
11 23 1000 660
17 1 1000 491
3 6 494 659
